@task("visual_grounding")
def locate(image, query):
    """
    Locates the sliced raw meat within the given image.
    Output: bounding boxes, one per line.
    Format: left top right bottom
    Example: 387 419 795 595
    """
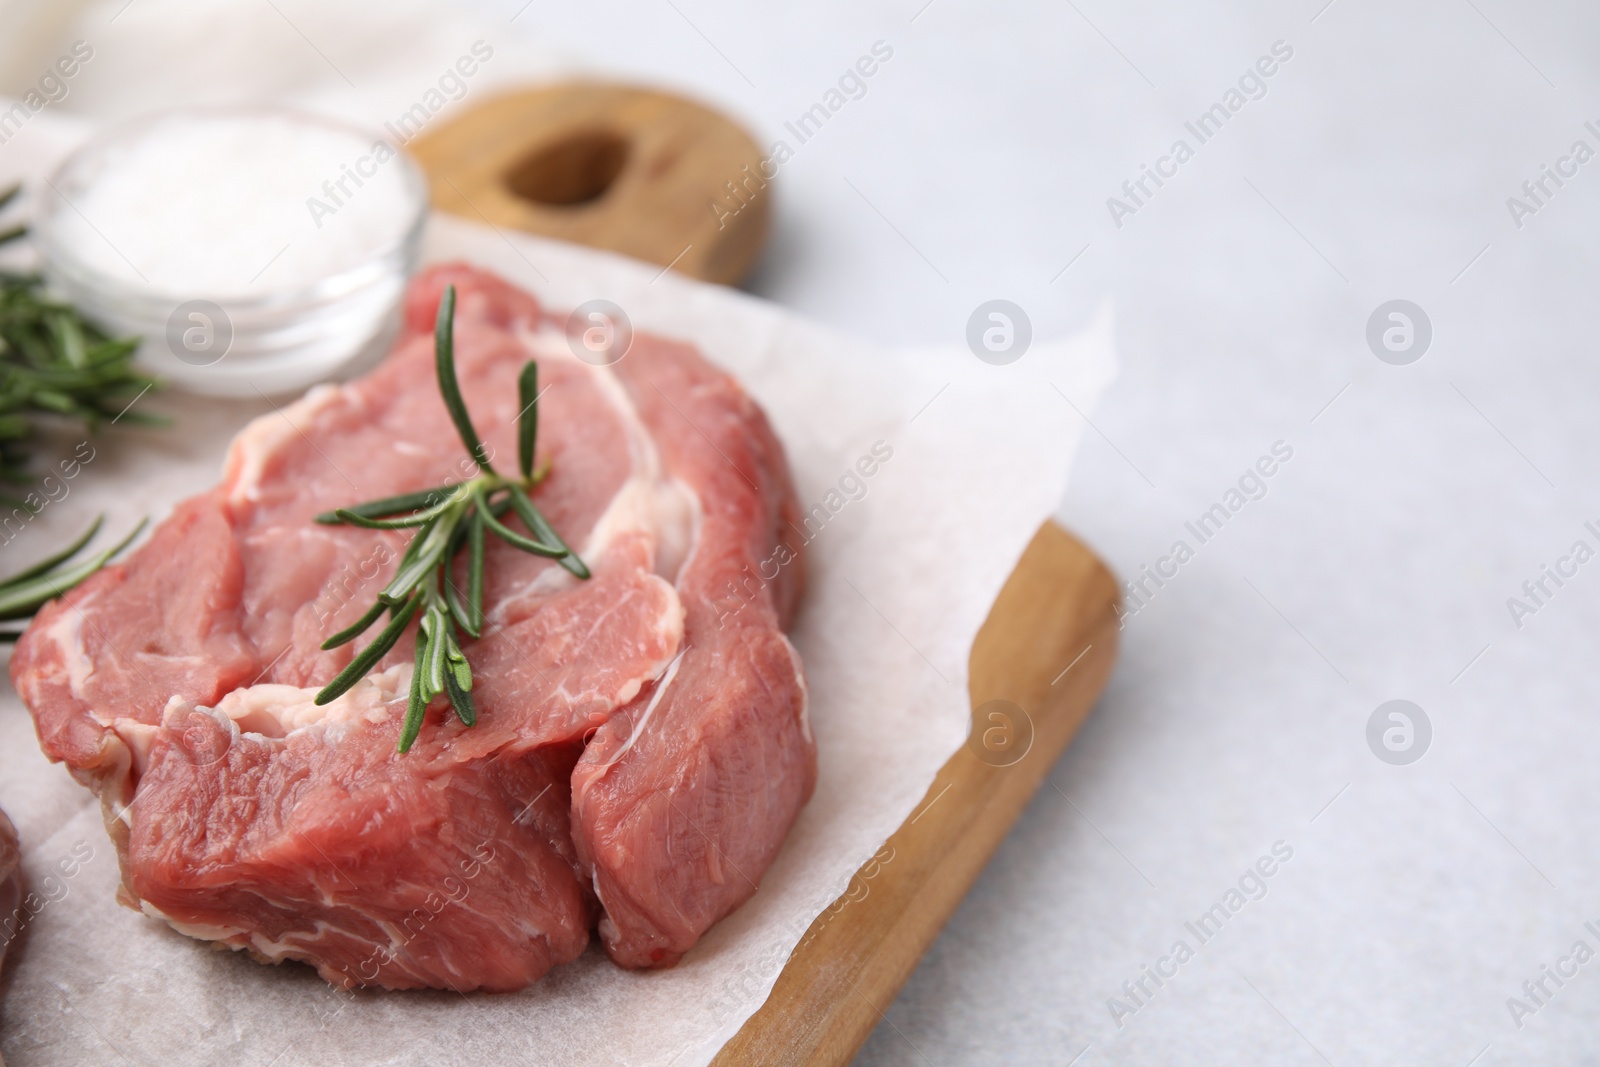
0 808 18 974
11 263 813 990
573 334 813 967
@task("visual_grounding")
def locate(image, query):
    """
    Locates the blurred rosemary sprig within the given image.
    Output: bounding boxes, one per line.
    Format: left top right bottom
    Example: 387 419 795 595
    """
0 514 146 640
313 284 591 753
0 184 161 497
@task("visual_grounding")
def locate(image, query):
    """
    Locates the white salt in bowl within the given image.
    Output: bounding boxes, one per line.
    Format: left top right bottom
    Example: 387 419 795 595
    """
34 106 428 396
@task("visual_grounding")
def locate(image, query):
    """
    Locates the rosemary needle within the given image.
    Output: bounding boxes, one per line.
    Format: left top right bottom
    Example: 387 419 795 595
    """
0 185 161 502
313 285 591 752
0 514 145 633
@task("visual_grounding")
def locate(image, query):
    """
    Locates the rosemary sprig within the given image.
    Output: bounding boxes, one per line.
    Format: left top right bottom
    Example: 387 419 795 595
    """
0 514 147 639
0 183 24 247
0 184 162 499
313 284 591 752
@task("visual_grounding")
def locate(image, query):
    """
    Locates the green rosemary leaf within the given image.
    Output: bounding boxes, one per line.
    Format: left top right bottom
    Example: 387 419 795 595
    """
30 389 77 415
331 505 448 530
319 599 387 651
517 361 538 481
47 311 87 369
398 634 429 753
0 184 18 212
0 224 25 248
0 514 103 587
314 593 422 705
0 517 147 620
466 508 485 635
380 516 436 601
424 605 448 695
443 569 474 638
314 485 456 525
123 406 172 424
84 337 139 366
443 502 472 555
444 657 476 726
381 512 457 603
439 503 479 638
434 285 495 474
508 485 591 579
474 485 565 558
444 627 472 693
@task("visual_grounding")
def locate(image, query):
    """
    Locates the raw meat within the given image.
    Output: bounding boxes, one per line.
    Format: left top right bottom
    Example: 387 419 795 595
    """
10 264 814 990
573 334 811 967
0 807 15 1067
0 808 18 969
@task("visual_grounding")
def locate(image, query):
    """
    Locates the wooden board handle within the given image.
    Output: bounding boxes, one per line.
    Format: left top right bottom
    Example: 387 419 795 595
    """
713 520 1121 1065
410 82 771 285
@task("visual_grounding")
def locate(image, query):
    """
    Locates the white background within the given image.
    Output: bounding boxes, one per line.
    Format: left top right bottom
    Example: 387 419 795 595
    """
6 1 1600 1063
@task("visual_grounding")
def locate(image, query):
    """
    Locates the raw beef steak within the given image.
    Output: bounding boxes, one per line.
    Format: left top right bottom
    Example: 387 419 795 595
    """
0 808 18 972
10 264 814 990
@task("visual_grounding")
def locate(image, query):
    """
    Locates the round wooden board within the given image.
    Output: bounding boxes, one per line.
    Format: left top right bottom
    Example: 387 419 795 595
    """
409 83 771 286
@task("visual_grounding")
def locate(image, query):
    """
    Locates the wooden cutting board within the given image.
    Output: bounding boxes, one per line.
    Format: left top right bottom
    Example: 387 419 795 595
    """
411 83 771 286
413 84 1121 1065
711 521 1119 1065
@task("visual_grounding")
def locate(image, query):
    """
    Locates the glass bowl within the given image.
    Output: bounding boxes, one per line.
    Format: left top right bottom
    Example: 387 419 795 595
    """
33 105 428 397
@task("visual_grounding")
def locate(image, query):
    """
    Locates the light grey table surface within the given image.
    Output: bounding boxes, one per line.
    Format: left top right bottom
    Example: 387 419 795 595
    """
527 4 1600 1064
11 1 1600 1063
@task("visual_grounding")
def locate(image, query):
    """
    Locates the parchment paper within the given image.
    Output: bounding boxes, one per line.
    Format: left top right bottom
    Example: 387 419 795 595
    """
0 153 1116 1061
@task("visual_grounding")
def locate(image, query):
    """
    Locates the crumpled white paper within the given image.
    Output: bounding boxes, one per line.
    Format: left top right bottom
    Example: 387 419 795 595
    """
0 132 1115 1065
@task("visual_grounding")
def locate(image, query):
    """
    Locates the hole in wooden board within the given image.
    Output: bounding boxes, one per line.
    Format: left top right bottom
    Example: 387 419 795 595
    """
504 129 630 207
